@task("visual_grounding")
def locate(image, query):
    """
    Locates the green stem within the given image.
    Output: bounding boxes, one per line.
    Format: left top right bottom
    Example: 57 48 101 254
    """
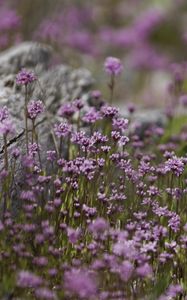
3 134 8 171
25 84 29 154
109 74 115 104
32 119 35 144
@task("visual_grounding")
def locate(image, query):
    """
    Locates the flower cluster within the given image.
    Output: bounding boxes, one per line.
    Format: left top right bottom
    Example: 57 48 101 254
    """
104 56 123 76
27 100 45 120
16 68 37 86
1 60 187 300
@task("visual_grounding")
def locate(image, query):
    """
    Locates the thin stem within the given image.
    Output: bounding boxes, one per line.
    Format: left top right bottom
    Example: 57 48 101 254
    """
24 84 29 154
3 134 8 171
2 134 8 218
32 120 35 144
109 74 115 104
36 78 59 157
34 126 43 170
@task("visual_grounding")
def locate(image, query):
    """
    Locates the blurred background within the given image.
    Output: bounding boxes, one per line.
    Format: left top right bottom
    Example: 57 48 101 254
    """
1 0 187 107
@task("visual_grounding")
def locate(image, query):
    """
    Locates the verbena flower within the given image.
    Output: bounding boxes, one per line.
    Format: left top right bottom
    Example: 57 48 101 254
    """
82 108 101 124
104 56 123 75
58 102 76 118
16 68 37 85
119 260 134 282
0 106 9 122
35 287 56 300
17 270 43 288
164 156 184 177
101 105 119 118
112 117 128 131
54 122 72 138
0 119 15 136
136 263 153 278
27 100 44 119
67 227 81 244
64 268 97 298
29 142 39 156
89 218 109 234
179 94 187 107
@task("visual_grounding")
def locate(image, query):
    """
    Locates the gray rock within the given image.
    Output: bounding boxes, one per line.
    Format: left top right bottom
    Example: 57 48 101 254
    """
33 65 94 112
0 42 94 143
0 42 52 75
0 42 94 211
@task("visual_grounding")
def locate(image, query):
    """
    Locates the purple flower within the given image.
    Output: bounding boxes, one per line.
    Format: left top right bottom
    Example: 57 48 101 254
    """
82 108 101 124
79 159 96 180
164 156 184 177
58 102 76 118
0 106 15 136
72 98 84 110
20 190 35 202
136 263 153 278
112 117 128 131
0 106 9 122
16 68 37 85
91 131 108 145
17 270 43 288
35 287 56 300
101 105 119 118
119 260 134 282
29 143 39 156
113 239 137 259
71 131 90 151
168 213 180 232
89 218 109 234
64 268 97 299
111 130 121 141
127 103 136 114
67 227 81 244
27 100 44 119
83 204 97 217
54 122 71 138
166 284 183 298
91 90 102 99
0 119 15 136
11 147 20 159
0 8 21 31
33 256 48 267
46 150 57 161
104 56 123 76
118 135 129 147
179 94 187 107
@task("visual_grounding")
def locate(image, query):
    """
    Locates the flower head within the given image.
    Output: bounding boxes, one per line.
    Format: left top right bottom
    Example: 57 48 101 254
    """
89 218 109 234
27 100 44 119
64 268 97 298
0 106 9 122
58 102 76 118
16 68 37 85
0 119 15 136
54 121 72 138
179 94 187 107
104 56 123 76
17 270 43 288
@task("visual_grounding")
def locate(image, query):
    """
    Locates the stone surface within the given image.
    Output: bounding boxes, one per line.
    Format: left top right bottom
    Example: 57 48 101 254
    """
0 42 52 75
0 42 94 152
0 42 94 210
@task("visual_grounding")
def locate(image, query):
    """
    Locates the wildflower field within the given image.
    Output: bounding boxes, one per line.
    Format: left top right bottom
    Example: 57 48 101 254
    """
1 1 187 300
